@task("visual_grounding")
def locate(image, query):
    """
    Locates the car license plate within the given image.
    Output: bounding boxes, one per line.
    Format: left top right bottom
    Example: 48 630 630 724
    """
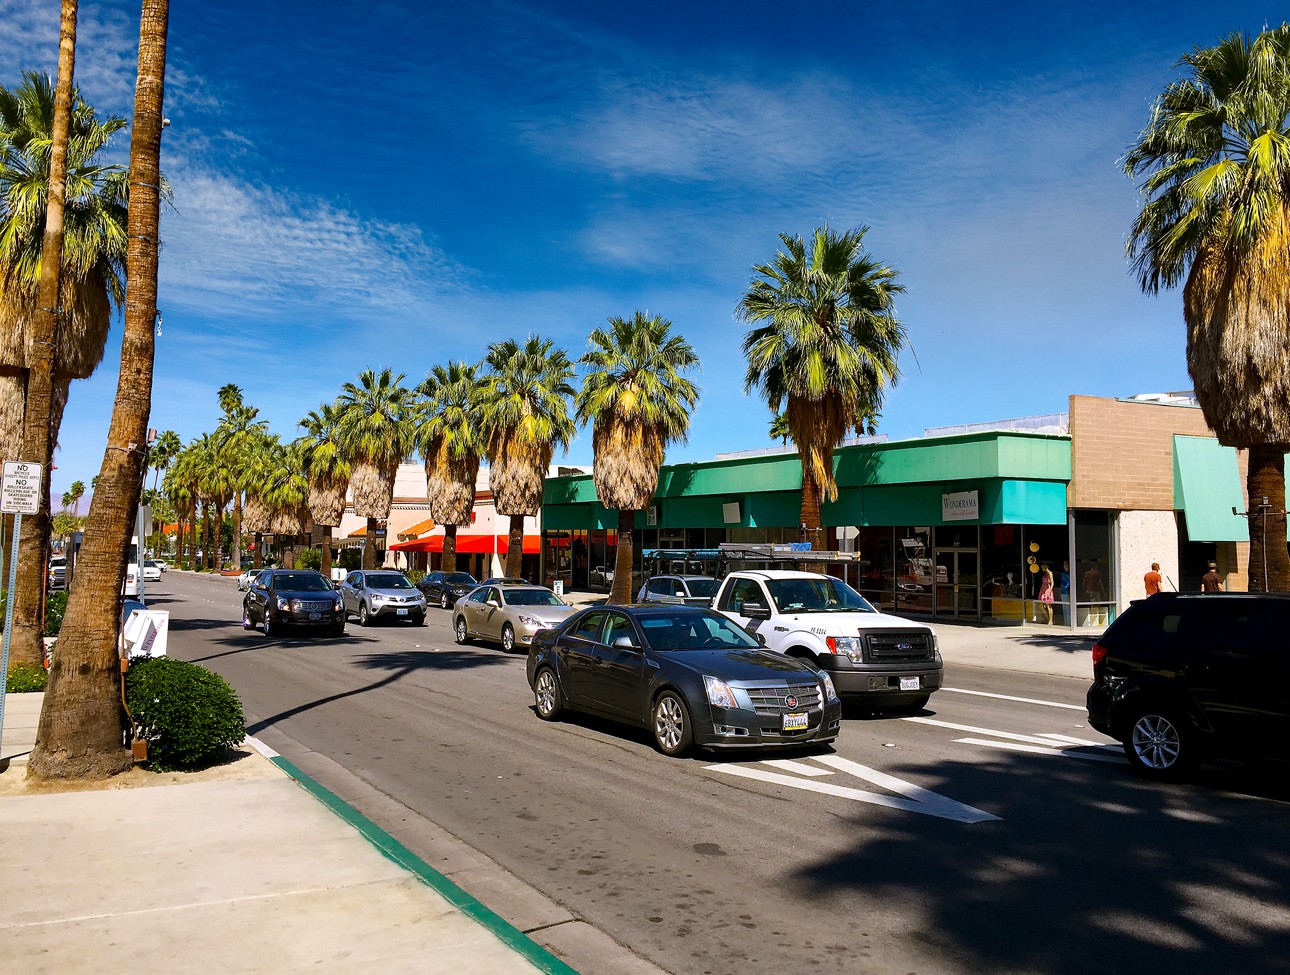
397 608 408 616
782 712 808 732
900 677 920 691
309 613 320 620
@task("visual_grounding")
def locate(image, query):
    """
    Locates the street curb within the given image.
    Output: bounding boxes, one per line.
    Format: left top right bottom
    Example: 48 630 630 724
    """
245 736 581 975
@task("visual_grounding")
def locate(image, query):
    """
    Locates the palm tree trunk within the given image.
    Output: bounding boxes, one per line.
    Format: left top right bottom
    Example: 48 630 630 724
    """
608 509 636 605
30 0 168 780
362 516 377 569
505 514 524 578
201 505 211 569
8 0 77 670
232 490 242 568
253 531 263 570
213 500 224 570
188 508 198 568
443 523 458 573
1245 444 1290 592
319 524 332 576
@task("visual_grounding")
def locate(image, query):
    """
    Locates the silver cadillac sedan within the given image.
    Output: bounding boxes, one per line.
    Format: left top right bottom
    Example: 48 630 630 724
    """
453 584 576 652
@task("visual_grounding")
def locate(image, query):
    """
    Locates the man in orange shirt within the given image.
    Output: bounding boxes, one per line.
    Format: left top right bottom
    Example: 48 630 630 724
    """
1144 562 1162 596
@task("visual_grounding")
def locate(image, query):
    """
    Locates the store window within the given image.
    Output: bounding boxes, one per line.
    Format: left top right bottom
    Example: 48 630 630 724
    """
1021 525 1070 626
853 526 895 610
895 526 934 614
981 525 1024 621
1074 511 1115 627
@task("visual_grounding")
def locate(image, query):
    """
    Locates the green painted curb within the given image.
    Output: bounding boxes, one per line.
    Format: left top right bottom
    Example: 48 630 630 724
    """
269 754 581 975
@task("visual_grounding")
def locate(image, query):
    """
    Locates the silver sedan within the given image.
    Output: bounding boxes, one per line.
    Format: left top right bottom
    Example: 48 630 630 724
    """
453 584 576 652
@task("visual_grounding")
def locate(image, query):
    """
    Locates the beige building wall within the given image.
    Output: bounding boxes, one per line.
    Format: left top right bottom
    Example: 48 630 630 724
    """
1116 509 1180 606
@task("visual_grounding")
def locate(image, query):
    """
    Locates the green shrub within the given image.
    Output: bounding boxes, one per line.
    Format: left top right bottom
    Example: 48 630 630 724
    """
406 568 425 585
0 589 70 636
339 548 362 572
295 547 322 570
125 657 246 771
5 662 47 693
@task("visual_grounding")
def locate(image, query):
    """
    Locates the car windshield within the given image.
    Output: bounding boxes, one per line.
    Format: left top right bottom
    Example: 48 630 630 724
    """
765 577 875 614
274 573 332 592
639 613 761 651
685 579 717 597
367 573 412 589
505 589 565 607
444 573 476 584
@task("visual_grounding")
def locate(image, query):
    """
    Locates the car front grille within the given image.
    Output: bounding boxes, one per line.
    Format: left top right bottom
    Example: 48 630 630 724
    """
865 630 934 662
294 600 333 612
746 683 822 715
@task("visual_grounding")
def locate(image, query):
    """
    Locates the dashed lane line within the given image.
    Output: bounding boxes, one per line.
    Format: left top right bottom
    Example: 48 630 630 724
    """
939 687 1085 711
954 738 1126 764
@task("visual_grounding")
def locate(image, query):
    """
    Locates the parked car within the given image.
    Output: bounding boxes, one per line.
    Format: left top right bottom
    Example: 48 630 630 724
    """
339 570 427 626
151 558 168 572
712 570 942 713
454 584 576 652
590 565 614 586
142 560 163 583
237 567 260 591
416 570 480 609
242 568 346 637
637 574 718 606
1087 592 1290 780
47 556 67 590
526 604 842 756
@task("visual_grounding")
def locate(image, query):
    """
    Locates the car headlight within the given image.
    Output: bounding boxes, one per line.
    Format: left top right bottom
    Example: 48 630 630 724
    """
517 614 542 626
704 676 738 710
826 635 864 663
371 593 385 603
819 672 839 703
333 597 344 610
275 596 290 609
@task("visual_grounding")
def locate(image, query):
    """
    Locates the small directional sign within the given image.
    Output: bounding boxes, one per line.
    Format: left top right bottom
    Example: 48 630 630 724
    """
1 461 42 514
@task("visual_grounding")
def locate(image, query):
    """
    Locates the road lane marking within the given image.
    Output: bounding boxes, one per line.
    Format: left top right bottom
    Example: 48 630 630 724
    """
902 716 1069 746
954 738 1125 764
706 759 1000 824
940 687 1085 711
1034 732 1114 748
761 759 833 776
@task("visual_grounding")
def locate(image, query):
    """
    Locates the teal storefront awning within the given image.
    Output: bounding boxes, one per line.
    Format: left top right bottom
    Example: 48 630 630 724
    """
1173 436 1249 542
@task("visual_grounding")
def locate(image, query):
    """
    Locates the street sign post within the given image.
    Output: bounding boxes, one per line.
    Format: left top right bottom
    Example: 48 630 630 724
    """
0 460 43 750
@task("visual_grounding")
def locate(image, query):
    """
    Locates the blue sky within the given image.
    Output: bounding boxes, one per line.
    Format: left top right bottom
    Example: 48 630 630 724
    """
1 1 1284 504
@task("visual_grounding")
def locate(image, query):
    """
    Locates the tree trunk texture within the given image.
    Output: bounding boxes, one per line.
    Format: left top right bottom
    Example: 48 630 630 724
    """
212 501 224 570
607 509 636 605
30 0 168 780
8 1 77 670
798 472 827 573
319 524 332 576
443 523 458 574
253 532 262 570
201 505 211 569
362 517 376 569
232 491 242 568
1245 444 1290 592
505 513 524 579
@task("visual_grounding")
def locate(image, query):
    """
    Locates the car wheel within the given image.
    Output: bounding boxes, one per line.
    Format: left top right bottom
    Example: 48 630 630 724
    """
262 612 274 638
652 691 693 757
534 667 563 720
242 605 253 630
358 603 371 627
440 592 450 609
416 613 426 626
501 624 516 653
455 616 470 644
332 621 346 637
1124 706 1194 781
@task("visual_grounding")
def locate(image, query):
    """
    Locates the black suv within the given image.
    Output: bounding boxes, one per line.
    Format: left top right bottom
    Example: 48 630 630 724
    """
1087 593 1290 780
242 568 346 637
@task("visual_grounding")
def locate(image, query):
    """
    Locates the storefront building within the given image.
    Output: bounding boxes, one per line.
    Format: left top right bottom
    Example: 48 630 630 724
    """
541 394 1265 628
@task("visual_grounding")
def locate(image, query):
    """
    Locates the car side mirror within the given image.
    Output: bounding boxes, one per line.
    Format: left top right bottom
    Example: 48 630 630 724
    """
612 635 638 650
741 602 771 620
487 599 500 608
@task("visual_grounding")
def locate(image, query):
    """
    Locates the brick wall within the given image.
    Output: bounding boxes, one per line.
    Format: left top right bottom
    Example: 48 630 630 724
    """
1068 396 1217 510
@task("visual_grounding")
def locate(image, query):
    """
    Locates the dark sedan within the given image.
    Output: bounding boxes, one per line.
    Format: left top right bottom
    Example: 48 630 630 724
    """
526 605 842 756
416 570 480 609
243 569 346 637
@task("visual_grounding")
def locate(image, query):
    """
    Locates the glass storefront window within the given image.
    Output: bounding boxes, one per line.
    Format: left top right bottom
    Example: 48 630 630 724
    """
1022 524 1070 626
894 526 934 614
981 525 1023 621
853 526 895 610
1074 511 1115 627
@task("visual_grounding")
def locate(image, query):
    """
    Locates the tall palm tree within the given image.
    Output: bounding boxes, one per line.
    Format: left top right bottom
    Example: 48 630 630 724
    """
215 391 267 567
239 431 281 569
738 225 906 543
479 337 576 578
299 400 351 577
575 312 699 604
336 368 414 569
146 428 179 553
266 438 310 569
163 444 198 568
30 0 171 780
60 477 85 588
417 362 482 574
1124 24 1290 591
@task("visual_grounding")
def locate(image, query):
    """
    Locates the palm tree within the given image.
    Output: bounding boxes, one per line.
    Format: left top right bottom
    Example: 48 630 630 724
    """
146 429 180 553
239 431 281 569
738 225 906 544
299 400 351 577
336 368 415 569
479 337 576 578
214 390 267 567
30 0 171 779
266 439 310 569
1124 25 1290 591
163 443 200 568
417 362 482 574
575 312 699 604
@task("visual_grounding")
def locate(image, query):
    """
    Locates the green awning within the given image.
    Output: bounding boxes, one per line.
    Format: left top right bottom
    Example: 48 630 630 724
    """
1173 436 1248 542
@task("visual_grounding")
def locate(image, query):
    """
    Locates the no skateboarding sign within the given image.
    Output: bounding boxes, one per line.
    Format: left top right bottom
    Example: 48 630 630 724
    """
1 461 42 514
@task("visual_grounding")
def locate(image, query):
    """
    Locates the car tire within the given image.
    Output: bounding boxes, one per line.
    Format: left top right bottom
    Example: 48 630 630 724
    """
652 691 693 757
455 616 470 644
242 606 253 630
501 624 516 653
262 612 274 638
1123 705 1195 781
416 613 426 626
534 667 563 720
332 621 346 637
359 603 371 627
440 592 450 610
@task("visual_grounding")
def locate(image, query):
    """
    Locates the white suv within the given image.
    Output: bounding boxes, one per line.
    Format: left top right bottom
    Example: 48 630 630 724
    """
713 569 942 713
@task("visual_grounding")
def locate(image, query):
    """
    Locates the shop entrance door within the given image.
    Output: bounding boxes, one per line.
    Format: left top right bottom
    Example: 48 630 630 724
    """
934 549 979 620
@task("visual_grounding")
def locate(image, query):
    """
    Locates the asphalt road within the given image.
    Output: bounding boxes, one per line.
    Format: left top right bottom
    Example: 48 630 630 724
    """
157 572 1290 975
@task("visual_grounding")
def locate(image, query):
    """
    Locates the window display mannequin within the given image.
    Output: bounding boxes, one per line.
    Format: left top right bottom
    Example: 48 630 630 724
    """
1037 564 1054 624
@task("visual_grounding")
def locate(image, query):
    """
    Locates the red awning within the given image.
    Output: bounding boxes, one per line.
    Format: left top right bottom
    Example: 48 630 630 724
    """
389 534 541 555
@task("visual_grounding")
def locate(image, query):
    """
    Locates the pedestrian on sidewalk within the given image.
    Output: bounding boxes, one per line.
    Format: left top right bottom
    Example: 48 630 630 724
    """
1037 564 1054 624
1202 562 1223 593
1144 562 1162 596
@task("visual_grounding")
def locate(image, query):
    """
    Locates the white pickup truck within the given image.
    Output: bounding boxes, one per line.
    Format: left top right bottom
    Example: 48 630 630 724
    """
712 569 942 713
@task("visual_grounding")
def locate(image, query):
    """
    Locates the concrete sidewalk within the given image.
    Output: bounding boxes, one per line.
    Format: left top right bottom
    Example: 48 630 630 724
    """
0 693 575 975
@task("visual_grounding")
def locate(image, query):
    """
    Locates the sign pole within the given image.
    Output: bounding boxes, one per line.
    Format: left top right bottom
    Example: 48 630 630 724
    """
0 512 24 743
0 460 42 746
